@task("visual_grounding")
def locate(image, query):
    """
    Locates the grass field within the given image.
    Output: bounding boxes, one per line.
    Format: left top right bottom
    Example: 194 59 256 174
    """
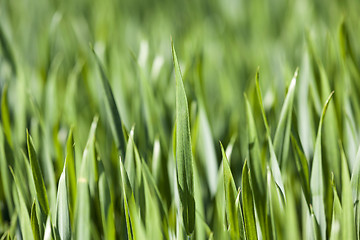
0 0 360 239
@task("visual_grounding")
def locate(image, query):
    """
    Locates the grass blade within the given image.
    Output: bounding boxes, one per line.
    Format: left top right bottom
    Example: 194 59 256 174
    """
74 118 98 240
91 47 126 159
172 40 195 235
65 128 76 225
245 94 268 238
221 142 244 239
273 69 298 166
10 167 34 240
27 130 49 216
291 135 311 206
339 143 355 240
98 172 115 240
55 163 71 240
255 70 285 198
30 201 40 240
1 84 12 146
242 160 257 240
310 91 334 239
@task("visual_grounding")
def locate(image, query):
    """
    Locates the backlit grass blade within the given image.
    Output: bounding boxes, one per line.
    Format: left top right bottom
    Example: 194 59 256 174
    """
339 143 354 240
10 167 34 240
242 160 257 240
143 169 162 240
91 47 126 159
197 106 218 196
310 210 321 240
330 186 342 240
125 126 136 190
284 187 300 240
310 91 334 239
0 125 14 213
273 69 298 166
27 130 49 216
220 142 244 239
172 40 195 235
351 145 360 239
55 163 71 240
74 118 98 240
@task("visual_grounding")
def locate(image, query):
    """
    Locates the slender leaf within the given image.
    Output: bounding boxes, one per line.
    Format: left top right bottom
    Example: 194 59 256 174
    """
30 201 40 240
74 118 98 240
91 47 126 159
339 143 355 240
242 160 257 240
10 167 34 240
273 68 298 166
172 40 195 235
55 163 71 240
221 142 244 239
27 130 49 215
310 91 334 239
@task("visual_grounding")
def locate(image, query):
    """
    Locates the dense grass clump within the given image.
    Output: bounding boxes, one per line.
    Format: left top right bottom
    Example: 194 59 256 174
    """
0 0 360 239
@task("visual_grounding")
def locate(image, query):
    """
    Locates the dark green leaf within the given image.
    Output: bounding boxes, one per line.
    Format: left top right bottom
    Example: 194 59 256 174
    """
172 40 195 235
27 130 49 215
242 160 257 240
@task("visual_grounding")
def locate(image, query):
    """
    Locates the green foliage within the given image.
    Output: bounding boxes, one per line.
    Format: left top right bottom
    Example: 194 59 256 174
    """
0 0 360 239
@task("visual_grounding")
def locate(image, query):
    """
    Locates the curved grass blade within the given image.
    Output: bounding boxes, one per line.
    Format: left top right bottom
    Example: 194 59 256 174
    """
91 46 126 159
242 160 257 240
172 40 195 235
27 130 49 216
310 91 334 240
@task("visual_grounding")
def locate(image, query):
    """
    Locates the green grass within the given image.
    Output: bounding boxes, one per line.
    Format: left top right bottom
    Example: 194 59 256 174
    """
0 0 360 239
